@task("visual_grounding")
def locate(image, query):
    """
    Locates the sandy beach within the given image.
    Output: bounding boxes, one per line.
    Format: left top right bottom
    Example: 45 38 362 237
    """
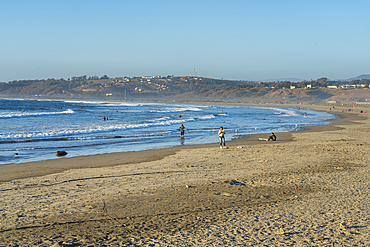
0 104 369 246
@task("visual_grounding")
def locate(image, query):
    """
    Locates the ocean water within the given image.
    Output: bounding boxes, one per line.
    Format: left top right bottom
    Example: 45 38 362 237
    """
0 98 335 165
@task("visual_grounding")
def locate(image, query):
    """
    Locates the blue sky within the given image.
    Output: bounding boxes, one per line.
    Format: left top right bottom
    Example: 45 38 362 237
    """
1 0 369 82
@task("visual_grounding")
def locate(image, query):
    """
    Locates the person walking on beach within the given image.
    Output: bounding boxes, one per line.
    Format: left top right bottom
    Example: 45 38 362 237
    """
180 124 185 138
218 126 226 148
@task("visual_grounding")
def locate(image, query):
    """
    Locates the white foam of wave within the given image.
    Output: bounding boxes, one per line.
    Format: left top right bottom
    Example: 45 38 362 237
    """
106 102 145 107
149 116 171 122
0 117 187 140
94 102 147 107
147 106 203 113
269 108 301 117
63 100 114 105
196 115 216 120
0 98 27 101
62 100 207 111
62 100 147 107
196 105 217 108
0 109 75 118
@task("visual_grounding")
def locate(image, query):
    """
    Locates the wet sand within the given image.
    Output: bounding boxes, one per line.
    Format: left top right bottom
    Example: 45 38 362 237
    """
1 104 369 246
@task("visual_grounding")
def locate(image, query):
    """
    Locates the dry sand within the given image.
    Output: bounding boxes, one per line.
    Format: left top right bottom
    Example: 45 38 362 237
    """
0 104 369 246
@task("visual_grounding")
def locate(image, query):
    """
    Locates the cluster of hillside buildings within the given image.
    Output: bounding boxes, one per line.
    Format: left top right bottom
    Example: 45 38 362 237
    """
289 84 369 89
327 84 369 89
109 76 170 92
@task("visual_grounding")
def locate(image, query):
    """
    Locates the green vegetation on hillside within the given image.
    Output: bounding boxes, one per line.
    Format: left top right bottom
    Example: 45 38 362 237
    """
0 75 369 103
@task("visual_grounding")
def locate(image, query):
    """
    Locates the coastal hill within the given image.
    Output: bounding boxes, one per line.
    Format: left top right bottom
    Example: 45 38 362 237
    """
342 74 370 81
0 75 369 104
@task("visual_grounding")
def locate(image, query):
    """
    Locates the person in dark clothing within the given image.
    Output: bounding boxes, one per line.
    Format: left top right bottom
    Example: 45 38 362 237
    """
180 124 185 138
267 133 276 141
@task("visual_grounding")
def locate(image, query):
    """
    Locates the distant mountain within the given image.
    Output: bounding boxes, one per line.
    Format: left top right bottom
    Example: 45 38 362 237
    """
342 74 370 81
261 78 304 83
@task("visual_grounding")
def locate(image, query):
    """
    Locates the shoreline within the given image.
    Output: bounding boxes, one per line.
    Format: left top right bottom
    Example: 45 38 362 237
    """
0 100 330 166
0 104 342 183
1 104 369 246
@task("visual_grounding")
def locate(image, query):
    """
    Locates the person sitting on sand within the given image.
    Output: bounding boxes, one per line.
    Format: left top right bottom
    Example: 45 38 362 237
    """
267 133 276 141
218 126 226 148
180 124 185 138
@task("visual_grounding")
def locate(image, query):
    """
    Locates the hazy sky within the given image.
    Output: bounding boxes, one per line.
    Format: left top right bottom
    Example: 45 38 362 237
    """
1 0 369 82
